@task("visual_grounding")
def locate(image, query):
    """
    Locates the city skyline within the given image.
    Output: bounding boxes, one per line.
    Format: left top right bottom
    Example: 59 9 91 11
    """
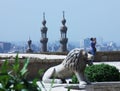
0 0 120 44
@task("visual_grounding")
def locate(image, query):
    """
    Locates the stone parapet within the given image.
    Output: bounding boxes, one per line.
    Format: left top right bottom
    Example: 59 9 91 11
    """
94 51 120 62
86 82 120 91
37 82 120 91
1 51 120 62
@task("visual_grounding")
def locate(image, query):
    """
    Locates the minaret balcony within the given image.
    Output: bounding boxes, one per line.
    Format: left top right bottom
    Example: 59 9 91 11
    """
60 38 68 44
40 38 48 43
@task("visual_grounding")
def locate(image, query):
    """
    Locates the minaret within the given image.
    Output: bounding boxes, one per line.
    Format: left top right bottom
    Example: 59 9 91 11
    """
59 11 68 52
40 12 48 52
26 37 33 53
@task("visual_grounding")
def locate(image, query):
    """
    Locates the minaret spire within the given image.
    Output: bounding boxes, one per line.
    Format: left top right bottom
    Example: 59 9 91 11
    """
40 12 48 52
59 11 68 52
62 11 66 25
42 12 46 26
43 12 45 20
63 11 65 19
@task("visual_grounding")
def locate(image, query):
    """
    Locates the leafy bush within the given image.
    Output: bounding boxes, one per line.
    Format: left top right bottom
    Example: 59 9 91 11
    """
85 63 120 82
0 54 41 91
72 64 120 83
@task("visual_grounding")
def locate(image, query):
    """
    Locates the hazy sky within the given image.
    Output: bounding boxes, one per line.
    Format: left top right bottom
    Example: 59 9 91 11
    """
0 0 120 44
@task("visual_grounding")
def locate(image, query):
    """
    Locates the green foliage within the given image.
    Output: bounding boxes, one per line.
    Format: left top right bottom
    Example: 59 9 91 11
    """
0 54 41 91
71 75 79 84
85 63 120 82
72 64 120 83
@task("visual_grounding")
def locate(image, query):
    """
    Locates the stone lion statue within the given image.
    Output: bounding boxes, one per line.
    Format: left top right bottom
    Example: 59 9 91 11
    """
42 48 94 86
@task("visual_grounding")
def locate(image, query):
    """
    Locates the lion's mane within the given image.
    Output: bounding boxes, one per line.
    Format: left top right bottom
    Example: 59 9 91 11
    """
62 48 85 71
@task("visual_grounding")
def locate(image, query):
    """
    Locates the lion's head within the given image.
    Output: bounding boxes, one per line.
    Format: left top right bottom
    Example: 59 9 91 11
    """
62 48 94 71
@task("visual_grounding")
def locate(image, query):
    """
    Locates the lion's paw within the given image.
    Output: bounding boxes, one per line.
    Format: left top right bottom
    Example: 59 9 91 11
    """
79 81 87 86
54 79 63 84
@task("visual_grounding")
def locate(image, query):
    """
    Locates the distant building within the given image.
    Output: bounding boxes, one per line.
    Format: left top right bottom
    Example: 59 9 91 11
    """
83 38 91 49
0 42 11 53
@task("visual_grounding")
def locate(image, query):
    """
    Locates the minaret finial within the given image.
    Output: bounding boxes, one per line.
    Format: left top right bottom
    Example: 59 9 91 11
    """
42 12 46 26
43 12 45 20
63 11 65 19
62 11 66 25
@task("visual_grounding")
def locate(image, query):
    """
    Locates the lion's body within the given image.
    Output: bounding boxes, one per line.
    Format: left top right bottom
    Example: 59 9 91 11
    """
42 48 93 85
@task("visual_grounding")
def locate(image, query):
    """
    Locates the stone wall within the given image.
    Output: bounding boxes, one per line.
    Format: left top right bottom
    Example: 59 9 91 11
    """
27 58 62 80
0 58 62 80
94 51 120 62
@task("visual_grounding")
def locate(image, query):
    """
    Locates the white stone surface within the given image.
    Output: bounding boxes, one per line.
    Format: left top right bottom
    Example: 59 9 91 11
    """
0 53 66 59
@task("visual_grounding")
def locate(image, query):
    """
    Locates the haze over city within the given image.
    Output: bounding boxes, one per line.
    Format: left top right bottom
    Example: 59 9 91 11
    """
0 0 120 44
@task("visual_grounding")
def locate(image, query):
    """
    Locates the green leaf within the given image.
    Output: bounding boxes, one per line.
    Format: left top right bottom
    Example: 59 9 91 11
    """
32 78 38 86
20 58 29 76
1 60 9 73
14 83 25 90
13 54 20 73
